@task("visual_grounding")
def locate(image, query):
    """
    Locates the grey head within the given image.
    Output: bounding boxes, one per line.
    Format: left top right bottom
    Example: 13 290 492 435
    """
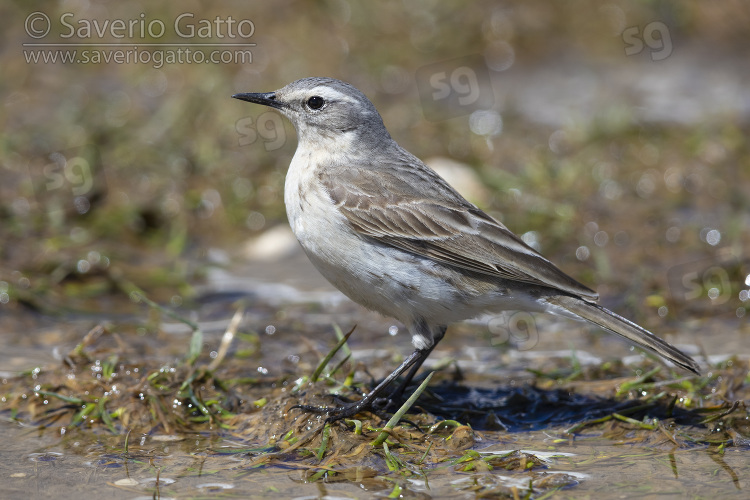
233 77 393 150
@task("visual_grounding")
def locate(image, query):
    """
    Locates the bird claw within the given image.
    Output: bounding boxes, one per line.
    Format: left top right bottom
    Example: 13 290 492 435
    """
291 396 392 423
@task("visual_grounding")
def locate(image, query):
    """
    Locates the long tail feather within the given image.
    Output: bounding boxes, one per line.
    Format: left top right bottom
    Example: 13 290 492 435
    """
547 295 700 374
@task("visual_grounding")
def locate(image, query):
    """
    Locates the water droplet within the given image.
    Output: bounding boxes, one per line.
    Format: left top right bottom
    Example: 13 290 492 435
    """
246 211 265 231
576 246 590 261
636 172 656 198
73 195 90 214
665 226 681 243
599 180 622 200
469 110 503 137
485 41 515 71
77 260 91 273
593 231 609 247
521 231 541 251
548 130 568 154
705 229 721 246
663 167 683 193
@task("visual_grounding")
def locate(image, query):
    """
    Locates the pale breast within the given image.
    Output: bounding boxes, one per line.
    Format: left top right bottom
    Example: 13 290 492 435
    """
284 150 338 243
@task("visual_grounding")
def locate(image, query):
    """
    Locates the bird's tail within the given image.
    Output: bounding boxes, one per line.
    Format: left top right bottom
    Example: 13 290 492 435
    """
546 295 700 375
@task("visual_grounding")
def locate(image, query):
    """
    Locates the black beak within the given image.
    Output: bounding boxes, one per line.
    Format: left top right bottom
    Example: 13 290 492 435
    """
232 92 284 109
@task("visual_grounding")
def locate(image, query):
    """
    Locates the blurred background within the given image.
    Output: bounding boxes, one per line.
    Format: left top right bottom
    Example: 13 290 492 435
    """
1 0 749 369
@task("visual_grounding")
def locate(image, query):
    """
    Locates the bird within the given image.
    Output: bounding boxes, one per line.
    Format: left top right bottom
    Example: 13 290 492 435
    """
232 77 700 421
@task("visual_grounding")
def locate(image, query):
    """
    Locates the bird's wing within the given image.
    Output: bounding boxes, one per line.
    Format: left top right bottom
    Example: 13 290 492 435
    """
319 157 599 301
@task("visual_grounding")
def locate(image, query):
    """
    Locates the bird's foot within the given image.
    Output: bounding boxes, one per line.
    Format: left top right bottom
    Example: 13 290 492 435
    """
290 349 430 424
292 395 390 423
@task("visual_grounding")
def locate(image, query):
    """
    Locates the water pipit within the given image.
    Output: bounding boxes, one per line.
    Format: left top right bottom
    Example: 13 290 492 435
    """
233 77 699 421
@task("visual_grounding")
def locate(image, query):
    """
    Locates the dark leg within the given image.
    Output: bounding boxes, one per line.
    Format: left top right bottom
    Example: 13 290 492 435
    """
293 347 431 422
380 325 447 406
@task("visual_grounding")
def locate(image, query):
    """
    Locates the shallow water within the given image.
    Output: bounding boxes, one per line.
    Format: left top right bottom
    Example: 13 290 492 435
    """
2 414 748 498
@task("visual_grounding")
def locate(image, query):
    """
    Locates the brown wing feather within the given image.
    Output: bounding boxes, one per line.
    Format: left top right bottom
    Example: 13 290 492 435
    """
319 156 598 302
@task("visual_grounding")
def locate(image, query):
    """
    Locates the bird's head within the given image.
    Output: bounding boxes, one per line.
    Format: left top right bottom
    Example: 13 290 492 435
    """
233 77 391 151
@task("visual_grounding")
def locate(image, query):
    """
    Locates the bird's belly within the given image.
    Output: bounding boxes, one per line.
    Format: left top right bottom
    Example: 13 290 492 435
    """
295 213 533 327
284 170 542 328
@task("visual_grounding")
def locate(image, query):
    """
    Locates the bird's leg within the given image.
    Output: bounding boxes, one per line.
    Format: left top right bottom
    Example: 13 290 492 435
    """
292 348 429 422
377 325 447 408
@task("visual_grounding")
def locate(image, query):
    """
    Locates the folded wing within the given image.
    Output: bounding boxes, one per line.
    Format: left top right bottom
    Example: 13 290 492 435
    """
319 157 598 302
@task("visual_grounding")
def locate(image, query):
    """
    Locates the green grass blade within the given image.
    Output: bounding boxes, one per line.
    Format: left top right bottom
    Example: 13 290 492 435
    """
372 371 434 446
311 326 355 382
315 423 331 461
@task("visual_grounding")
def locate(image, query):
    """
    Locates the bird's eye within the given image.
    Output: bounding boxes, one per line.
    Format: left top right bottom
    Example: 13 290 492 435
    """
306 96 325 110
